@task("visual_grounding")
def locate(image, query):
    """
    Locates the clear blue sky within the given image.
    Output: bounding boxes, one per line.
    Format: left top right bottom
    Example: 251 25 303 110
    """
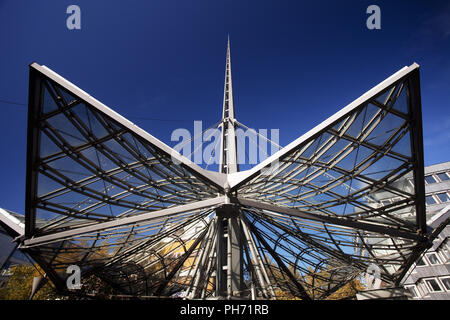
0 0 449 214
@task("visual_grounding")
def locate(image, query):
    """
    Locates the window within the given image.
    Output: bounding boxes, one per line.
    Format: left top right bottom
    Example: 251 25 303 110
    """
426 253 441 265
440 277 450 291
438 249 449 263
424 278 443 292
436 192 450 203
443 239 449 257
417 281 429 296
426 195 437 205
438 239 449 262
425 175 437 184
416 257 427 266
405 285 419 298
437 172 450 182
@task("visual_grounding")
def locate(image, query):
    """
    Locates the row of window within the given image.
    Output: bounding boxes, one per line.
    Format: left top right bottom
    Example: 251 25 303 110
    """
416 252 444 267
406 276 450 298
426 192 450 205
415 242 449 267
425 171 450 185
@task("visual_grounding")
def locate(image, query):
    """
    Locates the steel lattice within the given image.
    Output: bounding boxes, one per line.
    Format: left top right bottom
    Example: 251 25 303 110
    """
0 54 435 300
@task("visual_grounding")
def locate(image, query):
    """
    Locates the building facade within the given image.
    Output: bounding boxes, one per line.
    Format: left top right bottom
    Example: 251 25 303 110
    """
401 162 450 299
0 209 29 288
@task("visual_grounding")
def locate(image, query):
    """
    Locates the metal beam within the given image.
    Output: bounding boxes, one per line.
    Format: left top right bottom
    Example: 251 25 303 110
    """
186 218 217 298
234 197 424 241
407 69 427 234
242 214 312 300
22 196 226 247
228 215 243 297
241 216 275 298
219 36 238 174
0 208 25 237
154 226 209 296
25 66 42 237
215 38 243 299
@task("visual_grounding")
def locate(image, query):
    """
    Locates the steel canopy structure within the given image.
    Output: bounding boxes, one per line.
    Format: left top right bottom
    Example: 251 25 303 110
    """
2 39 436 300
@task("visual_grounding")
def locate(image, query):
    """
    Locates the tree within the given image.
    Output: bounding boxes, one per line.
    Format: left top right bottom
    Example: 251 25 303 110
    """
0 264 60 300
263 256 366 300
303 264 366 300
326 278 365 300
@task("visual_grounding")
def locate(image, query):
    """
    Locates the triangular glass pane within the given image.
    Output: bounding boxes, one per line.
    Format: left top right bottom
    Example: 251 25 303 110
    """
392 84 409 114
328 203 348 215
365 112 405 147
46 113 88 147
39 131 61 157
49 156 93 181
299 135 323 159
354 145 375 168
51 189 92 209
36 207 61 223
120 193 151 206
332 118 347 132
287 170 307 187
344 109 366 138
122 132 150 159
80 146 117 172
103 139 137 163
360 154 404 181
85 206 116 218
391 130 412 158
375 86 396 106
347 177 371 194
57 85 78 106
71 103 110 139
42 84 59 114
309 175 334 188
113 171 145 187
328 180 352 197
335 148 358 171
308 192 335 205
105 184 128 198
388 170 415 195
37 173 64 197
319 138 352 164
84 179 113 195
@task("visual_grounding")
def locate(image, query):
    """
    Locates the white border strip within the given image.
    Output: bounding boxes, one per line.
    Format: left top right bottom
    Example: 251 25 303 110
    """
30 63 227 188
228 63 420 189
0 208 25 236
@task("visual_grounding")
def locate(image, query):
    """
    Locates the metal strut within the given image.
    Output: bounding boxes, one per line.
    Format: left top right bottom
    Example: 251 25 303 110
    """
215 36 244 299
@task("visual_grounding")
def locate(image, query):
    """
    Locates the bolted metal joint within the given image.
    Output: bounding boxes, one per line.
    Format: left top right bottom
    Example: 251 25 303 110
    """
215 204 240 218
